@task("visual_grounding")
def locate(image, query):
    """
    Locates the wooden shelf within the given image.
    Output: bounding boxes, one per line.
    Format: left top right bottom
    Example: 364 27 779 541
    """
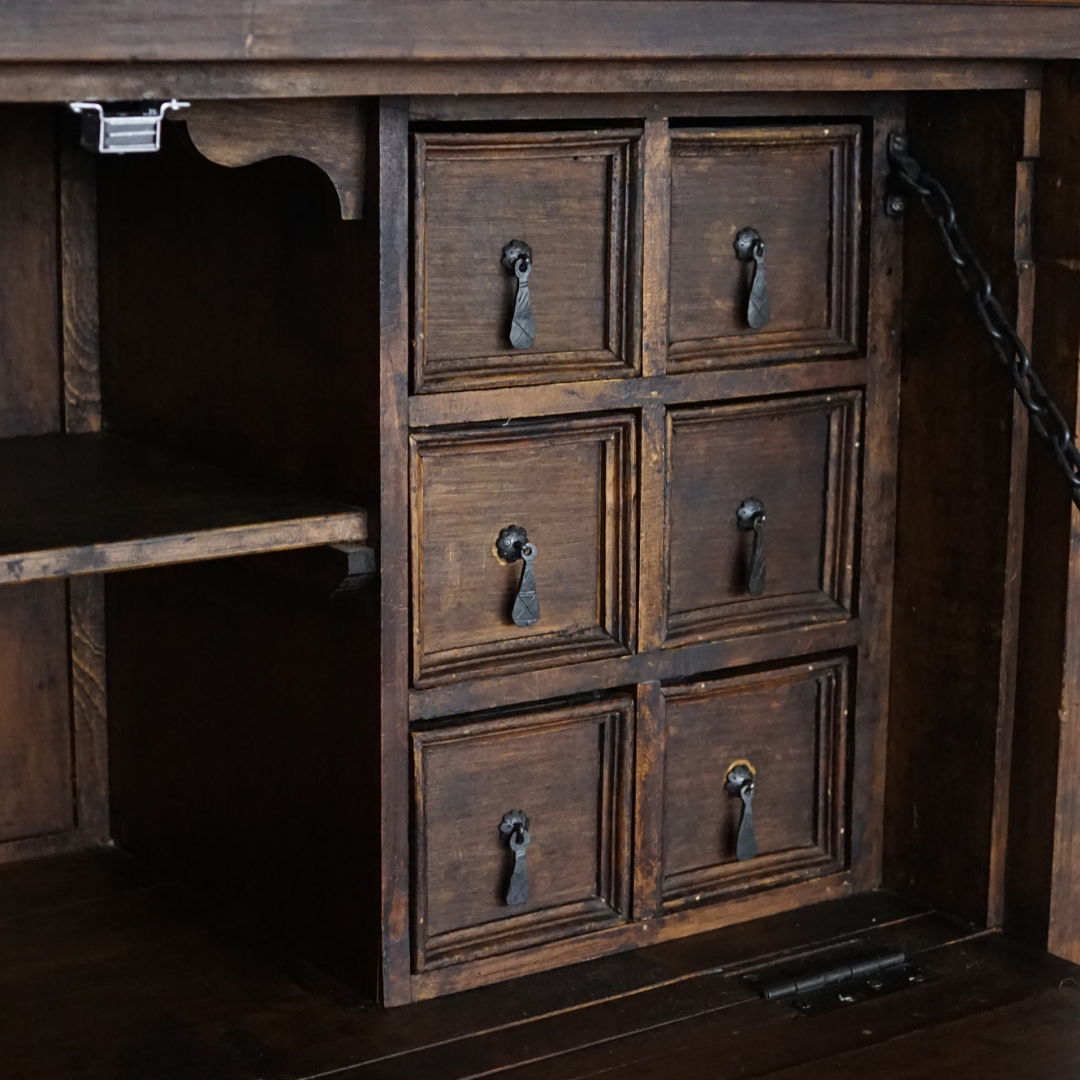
2 851 1078 1080
0 433 367 585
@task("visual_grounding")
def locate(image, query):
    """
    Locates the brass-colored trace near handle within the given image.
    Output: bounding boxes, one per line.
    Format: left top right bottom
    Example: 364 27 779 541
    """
725 761 759 861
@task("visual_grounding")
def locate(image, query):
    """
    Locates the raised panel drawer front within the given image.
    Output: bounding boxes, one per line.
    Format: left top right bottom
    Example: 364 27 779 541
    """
668 124 862 370
410 414 637 686
660 657 849 911
664 390 861 647
411 695 634 972
413 129 641 393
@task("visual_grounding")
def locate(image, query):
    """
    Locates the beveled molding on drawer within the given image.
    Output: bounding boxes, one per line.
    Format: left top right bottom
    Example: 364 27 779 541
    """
664 390 862 647
659 656 850 912
410 413 637 686
668 124 863 371
412 129 642 393
411 694 634 972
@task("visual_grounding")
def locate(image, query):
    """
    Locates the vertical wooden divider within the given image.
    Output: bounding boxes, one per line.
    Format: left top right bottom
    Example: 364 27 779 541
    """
985 88 1039 928
850 101 904 892
1007 66 1080 962
633 680 665 918
378 98 414 1006
638 117 670 658
60 130 110 847
635 120 671 917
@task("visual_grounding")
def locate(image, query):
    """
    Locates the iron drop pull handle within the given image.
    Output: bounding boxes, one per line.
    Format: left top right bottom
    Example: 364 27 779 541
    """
502 239 536 350
737 498 766 597
725 762 759 861
500 811 532 906
734 227 771 331
496 525 540 628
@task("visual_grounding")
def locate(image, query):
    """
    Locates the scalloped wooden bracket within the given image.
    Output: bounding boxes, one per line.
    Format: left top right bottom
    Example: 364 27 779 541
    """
176 99 365 220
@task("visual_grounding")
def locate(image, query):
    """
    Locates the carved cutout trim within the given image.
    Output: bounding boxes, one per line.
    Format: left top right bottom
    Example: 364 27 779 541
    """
179 99 365 220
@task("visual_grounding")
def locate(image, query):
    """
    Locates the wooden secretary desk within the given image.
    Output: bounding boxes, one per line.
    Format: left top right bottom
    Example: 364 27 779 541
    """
5 4 1080 1077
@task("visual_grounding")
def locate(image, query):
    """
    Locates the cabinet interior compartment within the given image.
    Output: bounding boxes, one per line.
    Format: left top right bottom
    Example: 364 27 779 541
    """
0 76 1074 1034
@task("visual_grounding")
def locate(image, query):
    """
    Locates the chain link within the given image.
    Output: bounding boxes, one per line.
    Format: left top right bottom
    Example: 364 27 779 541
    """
888 132 1080 509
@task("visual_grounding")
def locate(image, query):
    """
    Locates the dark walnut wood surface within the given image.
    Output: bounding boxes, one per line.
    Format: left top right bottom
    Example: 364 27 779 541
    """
2 849 1078 1080
0 433 367 583
1 2 1080 65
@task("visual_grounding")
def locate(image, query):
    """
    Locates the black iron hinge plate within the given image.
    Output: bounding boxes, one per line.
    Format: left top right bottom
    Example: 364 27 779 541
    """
743 941 927 1016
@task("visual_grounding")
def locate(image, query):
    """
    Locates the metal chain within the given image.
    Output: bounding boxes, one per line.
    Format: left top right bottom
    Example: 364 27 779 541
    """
887 131 1080 510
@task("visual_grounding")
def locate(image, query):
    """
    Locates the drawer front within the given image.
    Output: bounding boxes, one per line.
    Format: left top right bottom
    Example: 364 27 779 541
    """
413 129 641 392
410 414 637 686
412 695 634 971
669 124 862 370
665 391 860 646
661 657 849 910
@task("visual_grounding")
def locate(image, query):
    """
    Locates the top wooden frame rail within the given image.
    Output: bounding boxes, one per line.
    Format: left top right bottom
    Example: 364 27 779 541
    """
4 2 1080 66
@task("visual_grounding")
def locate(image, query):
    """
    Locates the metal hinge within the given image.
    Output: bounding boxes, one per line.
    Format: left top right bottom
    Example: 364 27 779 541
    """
69 100 190 154
743 941 926 1015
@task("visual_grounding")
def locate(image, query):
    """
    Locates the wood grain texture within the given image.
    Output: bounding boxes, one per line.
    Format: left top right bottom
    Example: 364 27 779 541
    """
844 102 905 895
640 119 670 379
0 3 1075 63
0 106 92 865
60 128 101 436
410 617 862 723
1007 64 1080 963
0 433 366 584
6 850 1017 1080
885 90 1029 927
378 99 414 1006
412 696 634 977
408 359 868 428
100 95 385 1002
985 89 1039 929
660 658 849 909
0 582 74 848
68 576 109 845
413 129 641 392
59 116 111 851
664 391 861 645
409 414 637 685
0 106 60 438
0 61 1040 105
180 99 365 220
749 990 1080 1080
98 121 377 508
668 124 861 369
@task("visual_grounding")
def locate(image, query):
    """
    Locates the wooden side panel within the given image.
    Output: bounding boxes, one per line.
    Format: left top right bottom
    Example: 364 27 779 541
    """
885 90 1029 926
0 583 73 845
1007 67 1080 961
0 106 61 438
0 107 82 860
377 98 414 1005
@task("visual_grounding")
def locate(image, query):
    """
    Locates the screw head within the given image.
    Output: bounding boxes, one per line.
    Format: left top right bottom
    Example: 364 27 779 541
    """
886 194 906 218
